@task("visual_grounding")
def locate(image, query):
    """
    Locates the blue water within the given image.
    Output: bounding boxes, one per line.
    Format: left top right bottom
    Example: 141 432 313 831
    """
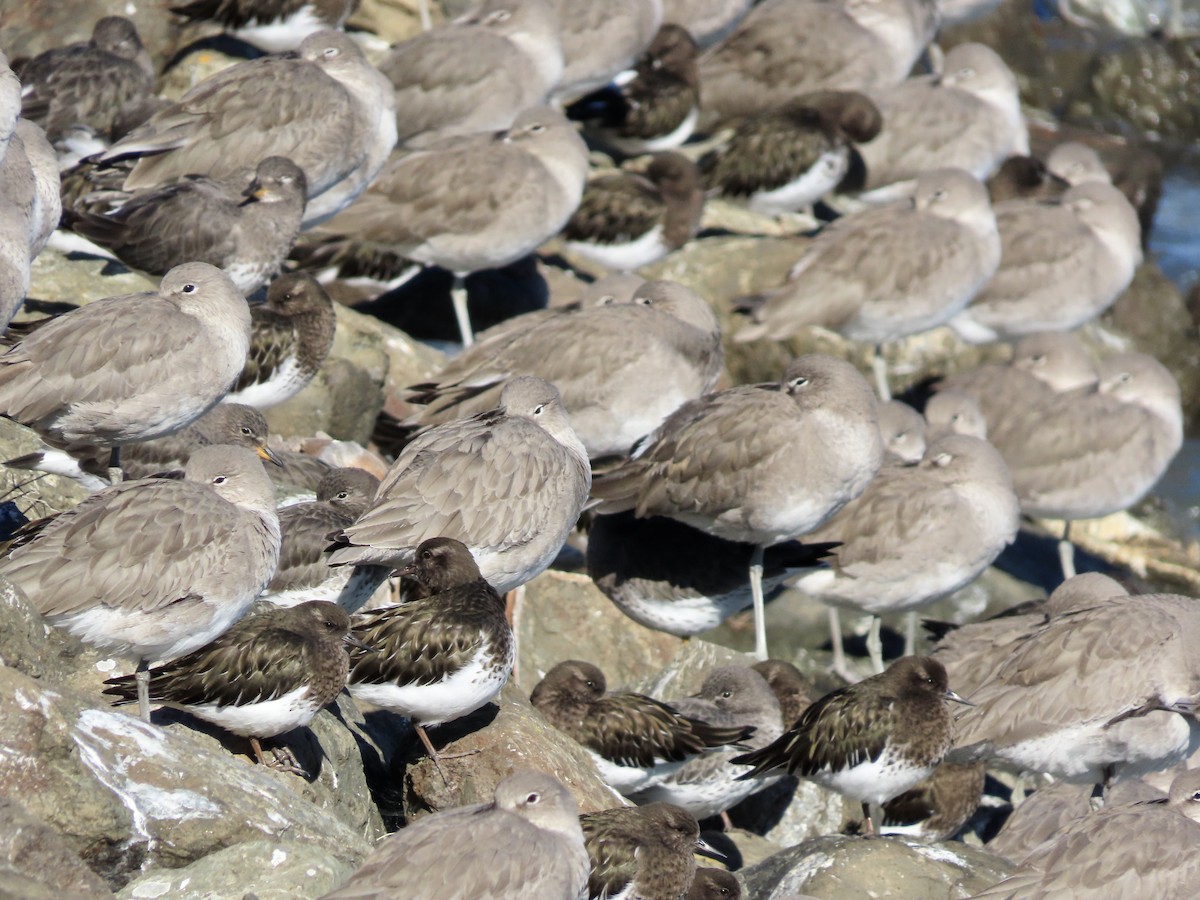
1149 160 1200 294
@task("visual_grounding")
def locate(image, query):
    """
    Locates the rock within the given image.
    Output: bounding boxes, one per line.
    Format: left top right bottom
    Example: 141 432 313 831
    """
728 776 858 848
741 834 1016 899
26 246 158 307
1073 37 1200 141
351 0 436 44
398 681 626 820
117 840 354 900
0 666 372 891
0 577 65 681
514 570 683 691
0 796 115 899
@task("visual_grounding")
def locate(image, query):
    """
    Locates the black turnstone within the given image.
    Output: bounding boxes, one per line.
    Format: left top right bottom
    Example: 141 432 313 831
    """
402 279 721 459
794 434 1020 675
379 0 563 146
949 182 1142 343
734 170 1000 399
591 354 883 660
688 867 742 900
170 0 362 53
226 272 338 409
631 666 785 820
0 446 281 720
567 24 701 156
587 511 837 637
530 660 752 795
952 592 1200 788
345 537 513 779
261 467 386 611
973 769 1200 898
322 770 590 899
563 152 704 272
326 376 591 594
314 105 587 345
879 760 986 841
17 16 155 143
986 142 1110 205
702 91 882 216
733 656 971 833
551 0 663 102
97 31 395 227
4 402 282 493
857 44 1028 197
69 157 307 295
101 600 358 772
0 262 250 482
579 802 709 900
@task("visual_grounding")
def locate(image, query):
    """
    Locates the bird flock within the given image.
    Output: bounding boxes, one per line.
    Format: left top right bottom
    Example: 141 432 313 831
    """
1 1 1198 898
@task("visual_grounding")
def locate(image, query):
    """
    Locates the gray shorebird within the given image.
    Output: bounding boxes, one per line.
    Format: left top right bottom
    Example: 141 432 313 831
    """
0 262 250 483
878 399 926 465
346 537 513 780
0 446 281 720
326 376 591 594
973 769 1200 899
261 467 386 611
551 0 663 102
580 802 711 900
69 157 308 295
733 656 971 833
102 600 359 773
591 354 883 660
226 272 338 409
17 16 155 143
530 659 752 796
96 30 396 227
322 770 590 900
4 402 282 493
662 0 753 47
563 152 705 272
403 279 722 459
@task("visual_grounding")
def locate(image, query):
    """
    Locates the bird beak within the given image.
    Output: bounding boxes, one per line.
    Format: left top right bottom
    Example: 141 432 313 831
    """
946 688 975 707
343 633 376 652
397 562 418 578
239 184 270 206
695 838 727 864
256 445 286 468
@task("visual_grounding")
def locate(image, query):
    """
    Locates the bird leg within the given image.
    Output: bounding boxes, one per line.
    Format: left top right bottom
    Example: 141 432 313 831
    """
418 0 433 30
871 345 891 402
860 802 882 836
828 607 858 682
414 724 479 786
866 616 885 674
135 659 151 723
108 446 123 485
1057 520 1076 580
903 611 917 657
249 737 308 776
749 544 768 661
450 273 475 347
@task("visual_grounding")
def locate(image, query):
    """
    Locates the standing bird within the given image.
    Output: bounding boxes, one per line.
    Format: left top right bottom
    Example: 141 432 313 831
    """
591 354 884 660
0 446 281 721
17 16 155 143
567 24 702 156
261 467 385 610
562 152 705 272
733 656 972 834
580 803 709 900
102 601 359 773
0 262 250 483
226 272 338 409
314 106 588 345
734 169 1000 399
327 376 591 594
68 157 308 294
346 537 513 779
530 659 752 795
322 770 590 900
96 31 396 227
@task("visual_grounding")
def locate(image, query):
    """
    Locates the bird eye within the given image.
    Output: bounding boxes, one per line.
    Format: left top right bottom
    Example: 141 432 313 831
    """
528 123 546 134
421 549 433 559
636 296 654 307
325 619 338 629
533 404 545 415
1192 790 1200 801
721 690 733 699
585 680 596 689
323 46 340 58
212 475 227 484
336 491 350 500
525 792 540 804
182 283 196 293
241 426 253 436
484 9 512 23
788 376 809 390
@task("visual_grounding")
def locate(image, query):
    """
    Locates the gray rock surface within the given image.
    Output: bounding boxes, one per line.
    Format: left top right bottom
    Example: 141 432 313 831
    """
0 795 115 899
741 834 1016 899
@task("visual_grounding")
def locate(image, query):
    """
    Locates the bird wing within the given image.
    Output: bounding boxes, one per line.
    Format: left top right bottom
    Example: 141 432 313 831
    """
235 306 299 394
563 172 664 244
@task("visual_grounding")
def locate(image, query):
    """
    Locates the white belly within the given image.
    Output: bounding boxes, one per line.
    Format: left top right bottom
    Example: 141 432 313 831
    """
348 646 509 726
808 744 935 806
184 685 324 739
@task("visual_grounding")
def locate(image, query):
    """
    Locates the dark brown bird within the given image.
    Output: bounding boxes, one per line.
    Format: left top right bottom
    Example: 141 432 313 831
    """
580 802 710 900
688 868 742 900
102 600 358 772
733 656 971 833
345 537 513 780
530 659 752 796
751 659 819 726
